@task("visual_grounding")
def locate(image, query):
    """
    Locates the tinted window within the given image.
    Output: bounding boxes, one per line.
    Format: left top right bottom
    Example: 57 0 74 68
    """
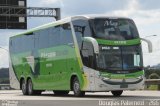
81 42 95 68
91 18 139 40
11 23 73 54
38 29 49 49
11 33 34 54
23 34 34 52
96 45 143 73
49 26 61 46
60 23 73 45
72 19 92 49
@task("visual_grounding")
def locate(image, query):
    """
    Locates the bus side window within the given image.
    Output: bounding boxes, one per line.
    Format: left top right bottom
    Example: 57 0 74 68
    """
49 26 61 47
61 23 73 45
81 42 94 68
72 19 93 68
38 29 50 49
72 19 92 49
23 34 34 52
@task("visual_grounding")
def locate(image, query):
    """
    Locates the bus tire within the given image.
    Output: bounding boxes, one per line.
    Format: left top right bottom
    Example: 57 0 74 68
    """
54 91 69 95
111 90 123 97
27 79 35 95
73 77 85 97
21 79 28 95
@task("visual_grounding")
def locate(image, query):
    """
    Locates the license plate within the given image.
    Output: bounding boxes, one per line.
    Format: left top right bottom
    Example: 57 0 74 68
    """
120 84 128 88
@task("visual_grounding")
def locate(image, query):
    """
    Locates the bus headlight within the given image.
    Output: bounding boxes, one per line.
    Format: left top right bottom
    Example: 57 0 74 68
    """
137 76 143 79
102 77 110 81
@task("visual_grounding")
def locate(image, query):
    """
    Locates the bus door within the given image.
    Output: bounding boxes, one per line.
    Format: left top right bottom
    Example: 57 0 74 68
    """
81 42 96 91
72 19 96 91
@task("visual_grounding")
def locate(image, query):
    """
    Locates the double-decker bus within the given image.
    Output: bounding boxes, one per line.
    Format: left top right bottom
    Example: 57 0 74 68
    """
9 15 152 96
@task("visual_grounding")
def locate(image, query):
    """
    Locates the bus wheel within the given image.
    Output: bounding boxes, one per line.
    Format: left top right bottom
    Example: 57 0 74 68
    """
54 91 69 95
27 79 42 95
73 77 85 97
27 79 35 95
111 90 123 97
21 79 28 95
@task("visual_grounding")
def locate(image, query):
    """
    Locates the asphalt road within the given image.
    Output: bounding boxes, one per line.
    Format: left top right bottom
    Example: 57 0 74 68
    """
0 90 160 106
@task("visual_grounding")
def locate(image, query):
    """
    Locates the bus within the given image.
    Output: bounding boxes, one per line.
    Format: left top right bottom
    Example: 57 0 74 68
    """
9 15 152 97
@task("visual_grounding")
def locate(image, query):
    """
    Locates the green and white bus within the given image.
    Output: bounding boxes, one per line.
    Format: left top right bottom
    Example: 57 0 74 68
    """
9 15 152 96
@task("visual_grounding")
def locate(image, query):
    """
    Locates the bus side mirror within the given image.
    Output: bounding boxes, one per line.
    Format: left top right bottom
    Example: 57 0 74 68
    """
140 38 153 53
83 37 99 54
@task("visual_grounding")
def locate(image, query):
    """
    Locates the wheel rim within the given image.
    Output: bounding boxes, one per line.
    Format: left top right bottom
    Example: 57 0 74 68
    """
28 81 32 94
22 81 26 93
74 81 80 93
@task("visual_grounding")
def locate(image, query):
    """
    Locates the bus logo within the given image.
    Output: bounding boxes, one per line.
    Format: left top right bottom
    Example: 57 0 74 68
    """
114 41 126 45
40 52 56 58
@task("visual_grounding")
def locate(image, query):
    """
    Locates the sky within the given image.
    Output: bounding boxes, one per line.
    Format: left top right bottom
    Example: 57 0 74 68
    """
1 0 160 67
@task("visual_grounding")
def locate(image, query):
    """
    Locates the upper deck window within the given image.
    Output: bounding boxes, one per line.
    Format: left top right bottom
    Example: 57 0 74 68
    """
90 18 139 40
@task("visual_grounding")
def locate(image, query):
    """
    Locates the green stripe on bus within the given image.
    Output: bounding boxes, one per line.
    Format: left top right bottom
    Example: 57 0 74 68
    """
96 38 141 46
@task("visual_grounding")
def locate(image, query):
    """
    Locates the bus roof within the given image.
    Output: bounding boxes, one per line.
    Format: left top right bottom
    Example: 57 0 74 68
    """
10 14 131 38
72 14 130 20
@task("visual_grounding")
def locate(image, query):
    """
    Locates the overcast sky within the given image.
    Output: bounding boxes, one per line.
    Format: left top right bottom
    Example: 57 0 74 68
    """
0 0 160 67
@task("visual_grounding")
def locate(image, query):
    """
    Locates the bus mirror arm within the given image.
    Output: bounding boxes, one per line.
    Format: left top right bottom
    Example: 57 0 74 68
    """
83 37 99 54
140 38 153 53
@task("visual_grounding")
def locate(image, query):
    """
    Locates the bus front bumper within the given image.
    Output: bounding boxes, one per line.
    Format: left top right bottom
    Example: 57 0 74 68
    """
94 77 145 91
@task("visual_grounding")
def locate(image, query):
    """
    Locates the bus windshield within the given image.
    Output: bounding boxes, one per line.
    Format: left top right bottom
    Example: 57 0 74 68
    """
96 45 143 73
90 18 139 40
